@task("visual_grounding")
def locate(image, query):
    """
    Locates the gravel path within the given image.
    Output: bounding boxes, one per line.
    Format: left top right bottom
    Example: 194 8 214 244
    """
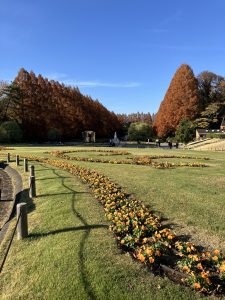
0 168 14 229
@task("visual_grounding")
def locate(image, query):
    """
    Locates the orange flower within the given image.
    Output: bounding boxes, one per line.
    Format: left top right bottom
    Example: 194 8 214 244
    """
149 257 155 264
214 249 220 256
182 265 189 272
194 282 201 289
137 253 145 262
197 263 203 270
201 272 208 279
212 256 218 262
167 234 175 240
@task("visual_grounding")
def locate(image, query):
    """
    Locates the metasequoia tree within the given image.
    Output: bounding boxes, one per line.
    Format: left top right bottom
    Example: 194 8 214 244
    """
154 64 200 138
3 68 120 140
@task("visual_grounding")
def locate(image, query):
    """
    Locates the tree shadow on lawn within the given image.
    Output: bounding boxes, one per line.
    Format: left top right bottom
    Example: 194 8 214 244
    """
37 176 71 181
31 164 106 300
37 191 89 198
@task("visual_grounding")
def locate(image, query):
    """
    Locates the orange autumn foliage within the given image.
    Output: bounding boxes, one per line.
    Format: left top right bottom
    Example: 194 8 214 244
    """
11 68 120 140
154 64 200 138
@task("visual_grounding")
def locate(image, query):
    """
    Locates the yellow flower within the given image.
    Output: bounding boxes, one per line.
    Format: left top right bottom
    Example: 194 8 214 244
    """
205 251 211 257
146 248 153 256
142 238 148 244
193 255 199 262
219 264 225 273
212 256 218 262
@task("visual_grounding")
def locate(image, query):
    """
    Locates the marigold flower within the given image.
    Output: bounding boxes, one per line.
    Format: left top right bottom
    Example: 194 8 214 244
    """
194 282 201 289
197 263 203 270
182 265 189 272
212 256 218 262
149 257 155 264
205 251 211 257
201 272 208 279
137 253 145 262
219 264 225 273
214 249 220 256
146 248 153 256
193 255 199 262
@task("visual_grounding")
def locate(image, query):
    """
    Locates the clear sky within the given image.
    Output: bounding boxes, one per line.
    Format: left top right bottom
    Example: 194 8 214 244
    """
0 0 225 114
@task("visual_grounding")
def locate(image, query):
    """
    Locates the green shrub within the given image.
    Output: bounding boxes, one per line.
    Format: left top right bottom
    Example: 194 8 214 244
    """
0 121 23 142
47 128 61 141
175 119 195 144
128 122 153 141
206 133 225 139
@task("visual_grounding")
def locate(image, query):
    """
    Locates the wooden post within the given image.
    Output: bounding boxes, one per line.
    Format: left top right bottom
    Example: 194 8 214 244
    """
29 176 36 198
17 203 28 240
7 153 10 163
30 165 35 177
24 158 28 172
16 155 20 166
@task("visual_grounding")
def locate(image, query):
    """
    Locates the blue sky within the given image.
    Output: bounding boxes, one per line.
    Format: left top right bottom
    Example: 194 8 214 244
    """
0 0 225 114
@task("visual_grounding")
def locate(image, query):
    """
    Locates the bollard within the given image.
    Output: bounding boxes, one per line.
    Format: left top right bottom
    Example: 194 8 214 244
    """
30 165 35 177
24 158 28 172
7 153 10 163
17 203 28 240
16 155 20 166
29 175 36 198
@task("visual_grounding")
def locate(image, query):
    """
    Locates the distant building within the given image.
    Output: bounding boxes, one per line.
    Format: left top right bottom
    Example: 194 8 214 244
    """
82 131 96 143
196 118 225 140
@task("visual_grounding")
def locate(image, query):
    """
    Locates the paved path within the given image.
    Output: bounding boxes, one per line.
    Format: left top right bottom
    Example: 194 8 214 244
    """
0 168 14 230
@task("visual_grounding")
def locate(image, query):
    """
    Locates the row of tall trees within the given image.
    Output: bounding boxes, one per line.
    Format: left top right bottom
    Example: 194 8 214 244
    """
154 64 225 138
0 69 120 141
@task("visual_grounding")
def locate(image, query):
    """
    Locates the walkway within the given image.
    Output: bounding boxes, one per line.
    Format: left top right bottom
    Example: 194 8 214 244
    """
0 168 14 230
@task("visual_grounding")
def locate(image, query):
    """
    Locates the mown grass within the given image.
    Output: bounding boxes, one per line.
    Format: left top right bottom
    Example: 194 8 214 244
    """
0 160 206 300
0 146 224 299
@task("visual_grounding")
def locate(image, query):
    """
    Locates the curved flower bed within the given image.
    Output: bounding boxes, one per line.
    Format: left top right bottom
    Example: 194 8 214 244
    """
22 154 224 294
48 151 208 169
143 155 210 160
46 149 131 155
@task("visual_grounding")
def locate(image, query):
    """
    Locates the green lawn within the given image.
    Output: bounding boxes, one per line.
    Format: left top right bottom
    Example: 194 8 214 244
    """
0 145 224 299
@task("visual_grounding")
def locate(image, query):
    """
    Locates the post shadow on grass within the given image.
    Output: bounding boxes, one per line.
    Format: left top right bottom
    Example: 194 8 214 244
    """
32 164 103 300
37 176 71 181
52 168 101 300
37 191 89 198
